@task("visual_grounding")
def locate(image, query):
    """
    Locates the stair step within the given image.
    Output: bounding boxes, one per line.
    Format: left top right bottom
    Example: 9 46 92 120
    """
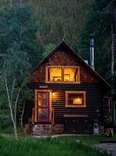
32 124 52 135
32 124 64 136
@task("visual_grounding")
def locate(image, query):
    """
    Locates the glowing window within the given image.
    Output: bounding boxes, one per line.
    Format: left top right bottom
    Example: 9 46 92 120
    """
64 67 78 82
46 66 80 83
65 91 86 107
48 67 62 82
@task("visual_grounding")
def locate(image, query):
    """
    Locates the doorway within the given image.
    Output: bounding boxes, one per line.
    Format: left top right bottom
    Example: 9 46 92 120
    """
35 90 50 123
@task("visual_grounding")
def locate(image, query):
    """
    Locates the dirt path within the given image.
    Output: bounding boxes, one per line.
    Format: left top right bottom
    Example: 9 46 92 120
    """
95 143 116 156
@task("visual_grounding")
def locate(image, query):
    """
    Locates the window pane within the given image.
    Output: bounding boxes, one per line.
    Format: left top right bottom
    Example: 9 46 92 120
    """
37 92 48 107
38 108 48 121
48 67 62 82
64 68 77 81
68 93 84 105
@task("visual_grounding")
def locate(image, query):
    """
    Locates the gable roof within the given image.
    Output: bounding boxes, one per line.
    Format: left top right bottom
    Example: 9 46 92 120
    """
32 40 111 88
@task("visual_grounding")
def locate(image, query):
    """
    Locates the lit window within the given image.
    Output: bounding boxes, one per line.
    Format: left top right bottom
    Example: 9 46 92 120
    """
65 91 86 107
48 67 62 82
46 66 80 83
64 67 78 82
73 97 82 105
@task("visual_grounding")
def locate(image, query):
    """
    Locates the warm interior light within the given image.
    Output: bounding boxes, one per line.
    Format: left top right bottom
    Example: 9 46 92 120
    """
64 68 76 81
48 67 78 82
64 74 70 81
49 67 62 81
73 97 82 105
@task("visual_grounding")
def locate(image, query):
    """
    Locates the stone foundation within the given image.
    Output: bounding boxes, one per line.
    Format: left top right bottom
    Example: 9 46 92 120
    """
32 124 64 136
52 124 64 134
33 124 52 135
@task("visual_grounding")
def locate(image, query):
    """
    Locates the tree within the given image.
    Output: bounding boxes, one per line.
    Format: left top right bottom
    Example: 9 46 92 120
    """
28 0 93 47
78 0 112 80
0 4 42 139
0 4 43 67
43 43 56 58
2 43 31 139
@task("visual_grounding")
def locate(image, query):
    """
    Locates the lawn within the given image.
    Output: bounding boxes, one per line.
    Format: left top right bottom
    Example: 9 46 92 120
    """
0 135 111 156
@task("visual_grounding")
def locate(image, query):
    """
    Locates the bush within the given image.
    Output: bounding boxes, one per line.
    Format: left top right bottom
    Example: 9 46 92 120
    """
0 114 13 133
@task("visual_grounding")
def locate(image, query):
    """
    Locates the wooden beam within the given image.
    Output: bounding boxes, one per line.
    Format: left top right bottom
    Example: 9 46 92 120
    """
64 114 88 118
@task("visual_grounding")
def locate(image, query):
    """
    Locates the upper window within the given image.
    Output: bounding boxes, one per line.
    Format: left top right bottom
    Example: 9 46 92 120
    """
46 66 80 83
48 67 62 82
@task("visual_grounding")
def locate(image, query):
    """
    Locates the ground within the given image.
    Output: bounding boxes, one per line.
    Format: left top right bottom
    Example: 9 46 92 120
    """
95 143 116 156
0 134 112 156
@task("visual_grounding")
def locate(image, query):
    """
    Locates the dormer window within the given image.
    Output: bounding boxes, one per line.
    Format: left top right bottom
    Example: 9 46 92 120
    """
49 67 62 82
64 67 78 82
46 66 80 83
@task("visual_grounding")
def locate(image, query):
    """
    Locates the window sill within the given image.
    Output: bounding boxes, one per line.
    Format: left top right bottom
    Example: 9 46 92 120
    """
45 81 80 84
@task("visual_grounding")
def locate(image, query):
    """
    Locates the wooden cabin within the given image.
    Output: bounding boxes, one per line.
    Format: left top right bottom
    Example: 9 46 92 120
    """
27 41 111 135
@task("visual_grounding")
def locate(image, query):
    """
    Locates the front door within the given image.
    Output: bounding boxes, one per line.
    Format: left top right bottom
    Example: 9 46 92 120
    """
35 90 50 123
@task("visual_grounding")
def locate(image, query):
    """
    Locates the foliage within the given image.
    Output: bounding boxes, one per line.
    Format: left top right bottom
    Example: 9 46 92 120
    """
0 4 43 67
78 0 112 80
43 43 56 58
0 4 42 138
0 1 114 81
0 114 12 129
19 0 114 82
104 112 113 126
28 0 93 46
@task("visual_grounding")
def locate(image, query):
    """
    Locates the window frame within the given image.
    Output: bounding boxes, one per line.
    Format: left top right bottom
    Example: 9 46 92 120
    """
45 66 80 83
65 91 86 108
34 90 52 123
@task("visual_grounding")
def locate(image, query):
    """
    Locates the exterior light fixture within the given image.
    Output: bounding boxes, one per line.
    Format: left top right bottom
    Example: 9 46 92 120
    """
52 92 55 96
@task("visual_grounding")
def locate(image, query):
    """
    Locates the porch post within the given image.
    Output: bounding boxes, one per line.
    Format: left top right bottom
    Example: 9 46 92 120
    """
34 90 38 122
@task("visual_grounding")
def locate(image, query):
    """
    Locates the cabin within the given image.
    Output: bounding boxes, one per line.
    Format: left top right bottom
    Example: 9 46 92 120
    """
27 41 112 135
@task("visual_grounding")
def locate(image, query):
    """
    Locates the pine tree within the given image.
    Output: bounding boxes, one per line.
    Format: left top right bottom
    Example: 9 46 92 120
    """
79 0 112 81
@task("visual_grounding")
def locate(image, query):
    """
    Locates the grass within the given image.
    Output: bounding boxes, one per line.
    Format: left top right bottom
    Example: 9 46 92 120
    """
0 135 111 156
60 135 108 145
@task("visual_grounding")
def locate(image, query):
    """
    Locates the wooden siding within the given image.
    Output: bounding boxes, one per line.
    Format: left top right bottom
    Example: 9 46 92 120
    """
50 84 103 122
29 50 98 84
27 83 108 129
34 84 104 133
52 91 65 124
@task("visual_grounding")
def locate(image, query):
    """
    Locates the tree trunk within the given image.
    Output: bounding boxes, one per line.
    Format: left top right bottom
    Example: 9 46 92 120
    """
4 78 18 139
14 88 21 131
20 102 25 129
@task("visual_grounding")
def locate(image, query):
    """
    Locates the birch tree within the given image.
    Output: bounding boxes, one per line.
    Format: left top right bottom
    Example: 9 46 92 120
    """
0 5 42 139
2 43 31 139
